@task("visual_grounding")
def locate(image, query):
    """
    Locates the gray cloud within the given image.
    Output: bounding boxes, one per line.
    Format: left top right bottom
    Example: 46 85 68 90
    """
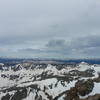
0 0 100 58
17 34 100 58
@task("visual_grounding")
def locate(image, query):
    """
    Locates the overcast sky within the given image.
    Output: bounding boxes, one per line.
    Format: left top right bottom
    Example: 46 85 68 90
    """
0 0 100 59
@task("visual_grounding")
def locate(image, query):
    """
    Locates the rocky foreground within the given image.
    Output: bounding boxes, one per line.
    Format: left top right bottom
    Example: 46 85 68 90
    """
0 62 100 100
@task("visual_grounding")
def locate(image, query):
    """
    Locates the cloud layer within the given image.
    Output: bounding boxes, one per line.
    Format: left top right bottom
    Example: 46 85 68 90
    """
0 0 100 58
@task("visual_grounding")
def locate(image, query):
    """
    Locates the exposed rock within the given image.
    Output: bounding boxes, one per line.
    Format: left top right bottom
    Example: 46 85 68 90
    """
76 79 94 96
1 93 10 100
80 94 100 100
64 79 94 100
11 88 27 100
64 87 79 100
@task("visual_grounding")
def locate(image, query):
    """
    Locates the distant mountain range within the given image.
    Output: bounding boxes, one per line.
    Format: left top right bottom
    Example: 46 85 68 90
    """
0 61 100 100
0 57 100 64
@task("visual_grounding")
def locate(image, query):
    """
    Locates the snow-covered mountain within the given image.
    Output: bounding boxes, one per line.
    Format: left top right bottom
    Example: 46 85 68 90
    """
0 62 100 100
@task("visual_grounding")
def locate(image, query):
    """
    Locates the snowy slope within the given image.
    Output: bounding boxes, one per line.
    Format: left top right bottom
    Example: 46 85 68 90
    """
0 62 100 100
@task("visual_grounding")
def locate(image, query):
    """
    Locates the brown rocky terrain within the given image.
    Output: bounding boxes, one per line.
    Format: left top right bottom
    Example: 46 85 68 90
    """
64 76 100 100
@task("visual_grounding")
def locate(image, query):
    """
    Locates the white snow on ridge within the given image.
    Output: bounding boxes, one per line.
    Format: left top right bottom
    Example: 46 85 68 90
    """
90 82 100 95
77 62 91 71
1 62 100 100
18 77 76 99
